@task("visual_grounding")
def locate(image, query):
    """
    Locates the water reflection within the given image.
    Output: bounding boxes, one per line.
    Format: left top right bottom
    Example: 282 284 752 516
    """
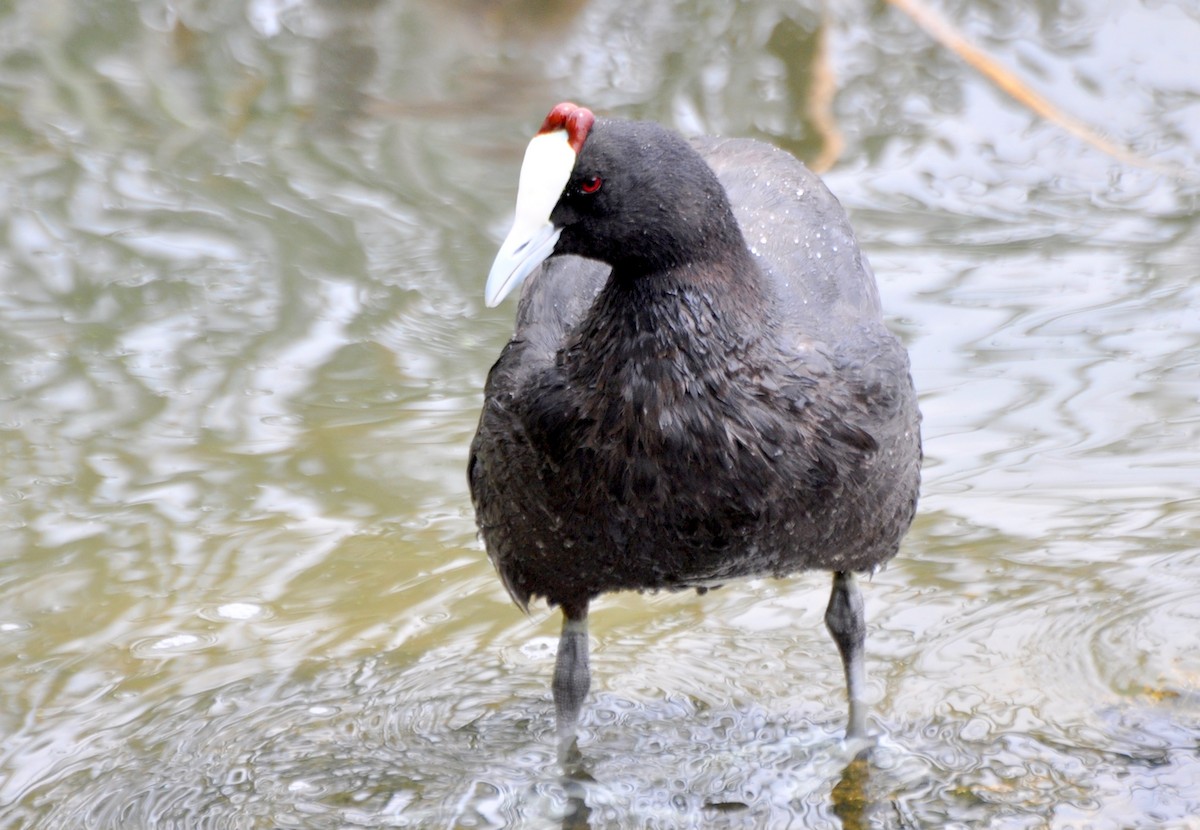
2 0 1199 826
22 622 1190 828
2 640 895 828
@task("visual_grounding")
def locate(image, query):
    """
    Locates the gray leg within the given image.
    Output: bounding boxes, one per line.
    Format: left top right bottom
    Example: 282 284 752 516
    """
553 603 590 763
825 571 868 741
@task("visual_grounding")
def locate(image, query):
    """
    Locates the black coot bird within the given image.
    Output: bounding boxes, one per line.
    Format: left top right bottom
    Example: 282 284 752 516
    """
469 103 920 758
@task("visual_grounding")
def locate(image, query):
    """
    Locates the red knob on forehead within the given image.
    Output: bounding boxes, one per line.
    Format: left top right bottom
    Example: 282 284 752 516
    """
537 102 595 153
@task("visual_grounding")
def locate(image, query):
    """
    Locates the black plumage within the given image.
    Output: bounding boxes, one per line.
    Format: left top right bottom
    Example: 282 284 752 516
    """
469 105 921 760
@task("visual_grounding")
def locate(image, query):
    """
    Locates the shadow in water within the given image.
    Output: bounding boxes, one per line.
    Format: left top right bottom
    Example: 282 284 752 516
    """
557 738 880 829
830 750 875 830
561 775 593 830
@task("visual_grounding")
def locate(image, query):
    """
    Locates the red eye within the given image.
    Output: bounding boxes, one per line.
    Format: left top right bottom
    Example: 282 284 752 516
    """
580 175 603 194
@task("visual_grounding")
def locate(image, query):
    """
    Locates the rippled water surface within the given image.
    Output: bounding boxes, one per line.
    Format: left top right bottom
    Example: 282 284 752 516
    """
2 0 1198 827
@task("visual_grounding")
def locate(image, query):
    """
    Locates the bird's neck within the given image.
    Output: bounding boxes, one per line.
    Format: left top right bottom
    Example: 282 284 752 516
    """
562 250 775 390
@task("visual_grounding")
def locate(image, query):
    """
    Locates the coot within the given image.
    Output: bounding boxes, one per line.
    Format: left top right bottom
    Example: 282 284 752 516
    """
469 103 920 759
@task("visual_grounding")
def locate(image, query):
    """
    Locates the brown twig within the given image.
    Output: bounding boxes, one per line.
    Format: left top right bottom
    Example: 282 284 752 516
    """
806 6 845 173
884 0 1192 180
